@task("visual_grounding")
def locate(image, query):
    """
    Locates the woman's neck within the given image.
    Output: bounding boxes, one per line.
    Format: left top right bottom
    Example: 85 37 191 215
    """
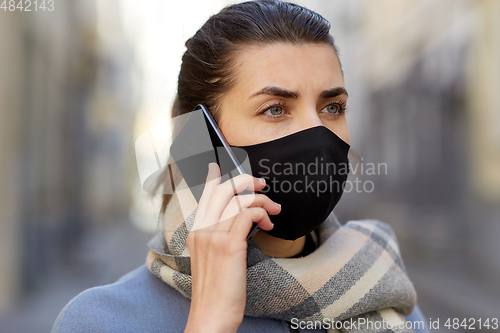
252 230 305 258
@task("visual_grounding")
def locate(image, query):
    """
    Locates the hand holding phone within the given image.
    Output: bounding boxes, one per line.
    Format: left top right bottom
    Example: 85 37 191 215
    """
169 104 262 239
184 161 277 332
175 105 280 332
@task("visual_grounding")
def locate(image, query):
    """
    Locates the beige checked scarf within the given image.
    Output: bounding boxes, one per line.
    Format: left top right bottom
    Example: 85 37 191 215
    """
146 179 417 332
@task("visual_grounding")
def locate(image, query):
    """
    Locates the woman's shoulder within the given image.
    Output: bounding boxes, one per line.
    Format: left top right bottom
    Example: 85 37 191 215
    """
52 264 294 333
51 264 191 333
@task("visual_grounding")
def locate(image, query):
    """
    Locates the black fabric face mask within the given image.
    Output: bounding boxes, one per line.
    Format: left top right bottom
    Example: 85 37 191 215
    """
232 126 350 240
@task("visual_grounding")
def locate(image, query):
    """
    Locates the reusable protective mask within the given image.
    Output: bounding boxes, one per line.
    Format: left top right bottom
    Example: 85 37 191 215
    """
233 126 350 240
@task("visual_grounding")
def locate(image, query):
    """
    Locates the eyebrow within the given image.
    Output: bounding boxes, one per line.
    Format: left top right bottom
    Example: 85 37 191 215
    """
248 86 348 99
320 87 349 99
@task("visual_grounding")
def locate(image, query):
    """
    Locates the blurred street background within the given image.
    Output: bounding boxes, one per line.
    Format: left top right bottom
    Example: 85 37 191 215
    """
0 0 499 332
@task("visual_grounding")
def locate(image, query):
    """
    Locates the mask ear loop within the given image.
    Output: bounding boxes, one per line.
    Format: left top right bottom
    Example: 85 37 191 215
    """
347 147 363 180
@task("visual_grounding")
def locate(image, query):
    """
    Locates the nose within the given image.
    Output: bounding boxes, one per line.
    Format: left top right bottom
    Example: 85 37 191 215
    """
296 106 323 131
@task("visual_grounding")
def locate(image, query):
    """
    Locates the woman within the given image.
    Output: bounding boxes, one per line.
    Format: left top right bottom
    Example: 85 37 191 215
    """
53 1 430 332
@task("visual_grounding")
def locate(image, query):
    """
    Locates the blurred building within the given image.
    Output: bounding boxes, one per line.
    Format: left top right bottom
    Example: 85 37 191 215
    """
0 0 139 323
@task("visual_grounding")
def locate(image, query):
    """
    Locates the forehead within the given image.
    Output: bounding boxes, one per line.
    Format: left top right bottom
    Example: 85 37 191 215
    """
230 43 344 96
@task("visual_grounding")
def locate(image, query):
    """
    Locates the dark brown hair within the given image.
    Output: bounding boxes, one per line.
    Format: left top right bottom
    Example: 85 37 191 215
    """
158 0 340 214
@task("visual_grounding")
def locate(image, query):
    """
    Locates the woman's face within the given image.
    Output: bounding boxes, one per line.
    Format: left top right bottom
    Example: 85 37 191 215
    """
218 43 349 146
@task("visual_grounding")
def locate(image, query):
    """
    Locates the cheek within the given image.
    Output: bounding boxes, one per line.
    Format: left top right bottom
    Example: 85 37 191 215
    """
218 118 235 144
218 103 274 146
328 118 349 145
218 116 251 146
341 124 350 145
343 131 350 145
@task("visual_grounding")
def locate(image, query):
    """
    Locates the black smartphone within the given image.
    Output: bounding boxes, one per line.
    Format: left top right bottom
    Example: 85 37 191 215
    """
169 104 260 240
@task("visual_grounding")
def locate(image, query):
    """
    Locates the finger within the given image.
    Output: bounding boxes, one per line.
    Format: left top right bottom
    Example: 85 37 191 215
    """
219 193 281 222
229 207 274 240
203 174 266 224
221 173 267 195
192 163 221 231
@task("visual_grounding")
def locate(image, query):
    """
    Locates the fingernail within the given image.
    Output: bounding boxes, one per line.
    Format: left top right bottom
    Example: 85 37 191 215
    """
274 202 281 207
259 178 266 184
207 163 215 181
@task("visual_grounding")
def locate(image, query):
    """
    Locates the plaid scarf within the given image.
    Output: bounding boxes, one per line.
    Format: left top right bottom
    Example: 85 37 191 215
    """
146 179 417 332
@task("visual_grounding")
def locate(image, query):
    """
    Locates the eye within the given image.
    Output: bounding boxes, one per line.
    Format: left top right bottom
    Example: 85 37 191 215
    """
321 102 346 116
260 104 285 118
265 106 284 116
323 104 339 115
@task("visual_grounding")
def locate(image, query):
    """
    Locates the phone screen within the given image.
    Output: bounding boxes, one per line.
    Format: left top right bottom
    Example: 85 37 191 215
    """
170 105 247 202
